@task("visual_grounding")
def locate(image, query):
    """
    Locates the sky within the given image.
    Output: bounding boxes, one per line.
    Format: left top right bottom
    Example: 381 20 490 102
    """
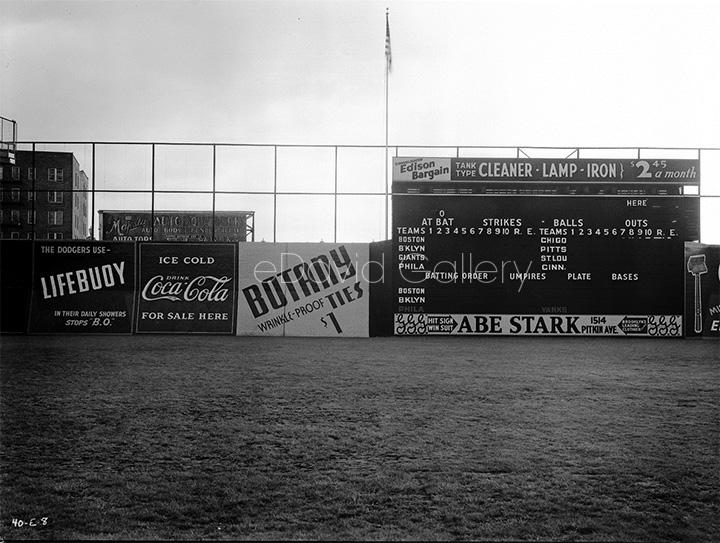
1 0 719 242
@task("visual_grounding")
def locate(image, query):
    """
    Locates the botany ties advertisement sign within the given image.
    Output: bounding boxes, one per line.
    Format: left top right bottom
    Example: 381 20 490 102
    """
237 243 369 337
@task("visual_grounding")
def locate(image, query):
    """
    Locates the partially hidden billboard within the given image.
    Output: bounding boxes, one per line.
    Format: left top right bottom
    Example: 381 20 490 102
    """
100 210 251 242
28 241 136 333
135 243 238 333
685 242 720 338
237 243 369 337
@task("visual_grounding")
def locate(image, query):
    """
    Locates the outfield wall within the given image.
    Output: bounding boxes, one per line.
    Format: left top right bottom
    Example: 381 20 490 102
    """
1 240 377 337
0 240 32 334
1 239 717 338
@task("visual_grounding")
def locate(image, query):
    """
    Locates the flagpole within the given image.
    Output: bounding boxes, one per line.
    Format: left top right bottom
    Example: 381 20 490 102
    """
384 8 390 240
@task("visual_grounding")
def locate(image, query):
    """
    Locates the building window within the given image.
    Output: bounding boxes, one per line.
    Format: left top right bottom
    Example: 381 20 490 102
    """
49 232 64 240
11 167 20 180
27 168 36 181
48 210 64 226
48 191 64 204
10 231 20 240
11 189 20 201
28 210 36 224
48 168 64 182
11 210 20 224
0 168 3 181
27 190 35 201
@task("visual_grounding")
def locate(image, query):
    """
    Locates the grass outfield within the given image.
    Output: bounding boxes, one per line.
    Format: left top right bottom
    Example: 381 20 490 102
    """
1 336 718 541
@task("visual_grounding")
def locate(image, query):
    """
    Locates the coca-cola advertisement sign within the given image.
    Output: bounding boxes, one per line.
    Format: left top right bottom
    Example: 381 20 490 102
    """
135 243 238 333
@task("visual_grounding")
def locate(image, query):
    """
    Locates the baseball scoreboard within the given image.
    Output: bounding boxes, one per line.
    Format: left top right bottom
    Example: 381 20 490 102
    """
392 157 700 337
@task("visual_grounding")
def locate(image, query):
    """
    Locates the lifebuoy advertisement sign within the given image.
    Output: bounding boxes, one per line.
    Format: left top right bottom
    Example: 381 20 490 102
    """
28 241 136 333
135 243 237 333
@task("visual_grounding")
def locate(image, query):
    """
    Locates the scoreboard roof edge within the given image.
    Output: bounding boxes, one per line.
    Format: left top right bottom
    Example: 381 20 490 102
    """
392 157 699 184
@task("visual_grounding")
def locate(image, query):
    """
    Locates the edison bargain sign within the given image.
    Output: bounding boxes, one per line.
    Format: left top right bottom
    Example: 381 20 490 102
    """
392 157 700 182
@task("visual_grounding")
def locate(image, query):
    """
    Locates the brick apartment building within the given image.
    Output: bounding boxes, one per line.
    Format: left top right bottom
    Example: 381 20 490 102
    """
0 150 89 240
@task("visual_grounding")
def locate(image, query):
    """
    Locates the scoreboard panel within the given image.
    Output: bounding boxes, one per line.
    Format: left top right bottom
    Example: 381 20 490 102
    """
392 157 700 337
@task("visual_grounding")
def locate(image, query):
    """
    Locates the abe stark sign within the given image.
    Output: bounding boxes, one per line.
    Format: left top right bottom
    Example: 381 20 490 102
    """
135 243 238 333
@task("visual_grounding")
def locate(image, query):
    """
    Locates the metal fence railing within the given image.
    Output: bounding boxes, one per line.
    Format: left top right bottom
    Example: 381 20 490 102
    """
2 143 719 244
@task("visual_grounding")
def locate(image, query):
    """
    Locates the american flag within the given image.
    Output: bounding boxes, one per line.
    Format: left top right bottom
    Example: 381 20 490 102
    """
385 11 392 71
